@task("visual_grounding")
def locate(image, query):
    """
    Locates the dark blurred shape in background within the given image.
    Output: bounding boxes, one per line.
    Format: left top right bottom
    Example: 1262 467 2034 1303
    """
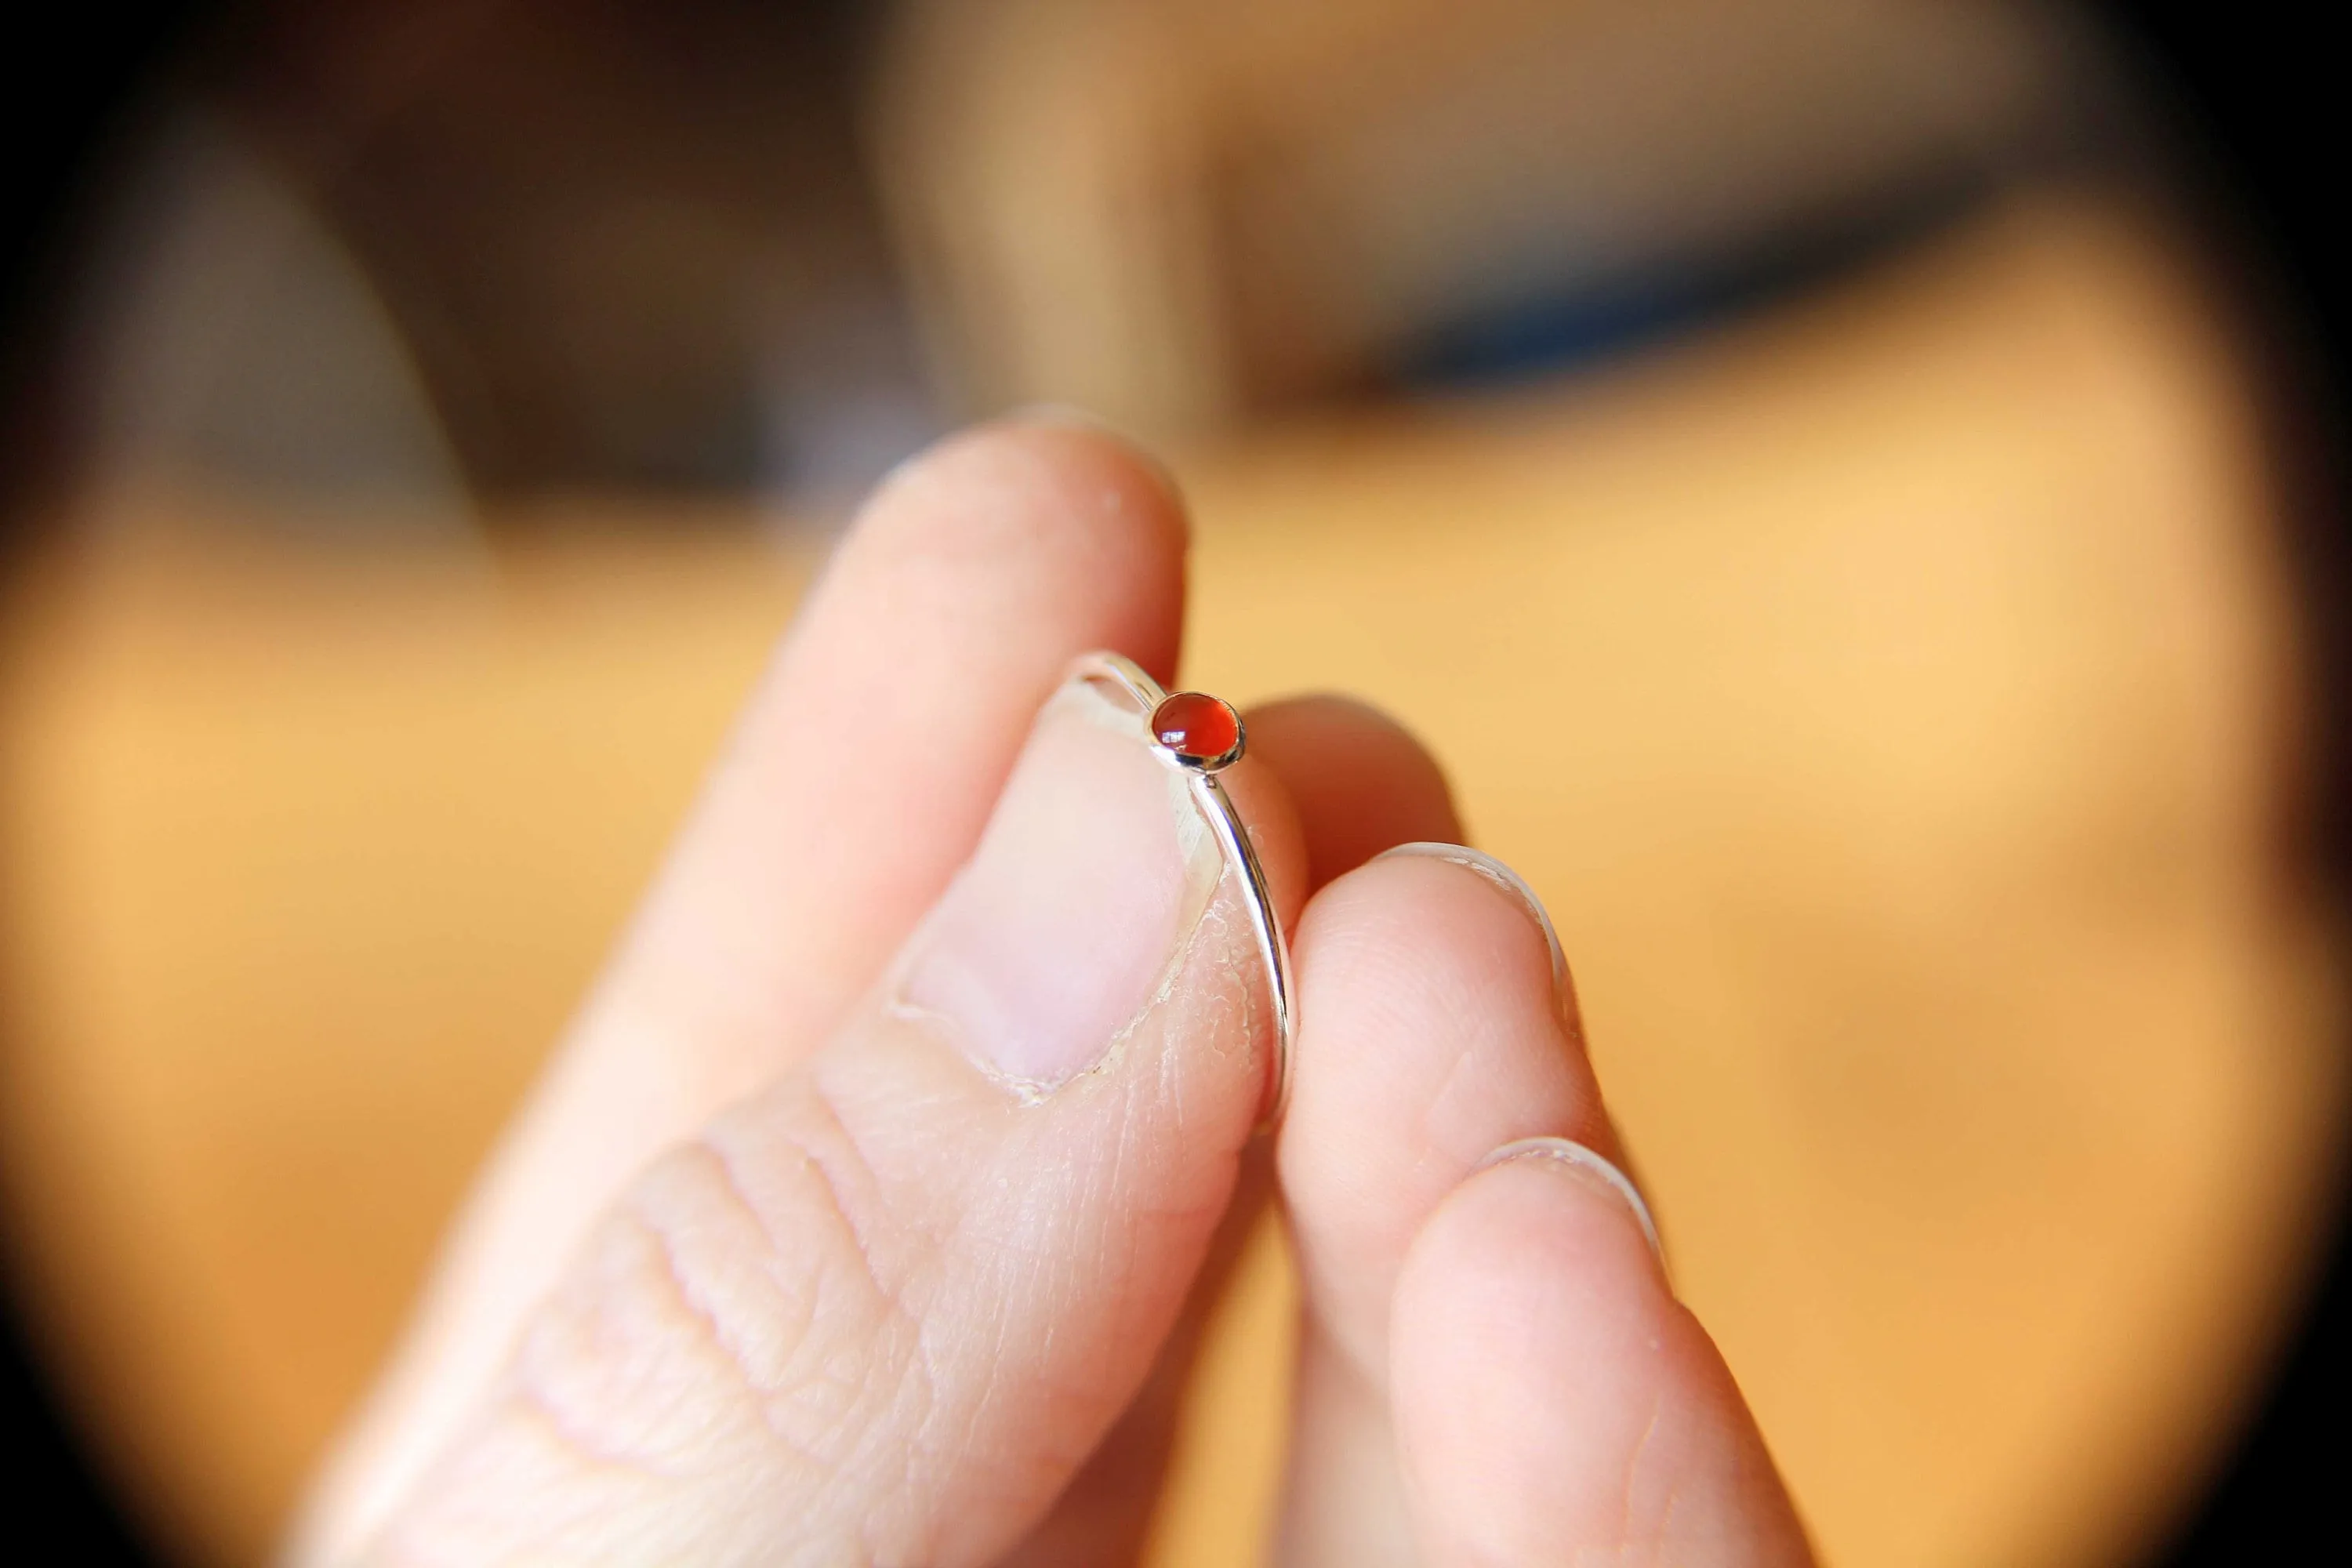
4 4 2347 1566
42 0 2138 510
52 0 932 507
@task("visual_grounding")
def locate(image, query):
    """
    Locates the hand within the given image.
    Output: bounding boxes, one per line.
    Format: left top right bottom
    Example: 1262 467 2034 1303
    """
291 418 1813 1566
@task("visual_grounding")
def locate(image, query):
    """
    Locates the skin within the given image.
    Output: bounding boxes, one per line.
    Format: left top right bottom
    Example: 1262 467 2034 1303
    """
290 417 1816 1566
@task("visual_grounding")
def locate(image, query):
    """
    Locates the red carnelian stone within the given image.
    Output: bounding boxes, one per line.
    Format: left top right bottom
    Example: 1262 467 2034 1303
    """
1151 691 1242 763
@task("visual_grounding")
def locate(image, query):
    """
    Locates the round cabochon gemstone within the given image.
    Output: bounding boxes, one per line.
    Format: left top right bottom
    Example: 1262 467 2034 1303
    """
1150 691 1243 767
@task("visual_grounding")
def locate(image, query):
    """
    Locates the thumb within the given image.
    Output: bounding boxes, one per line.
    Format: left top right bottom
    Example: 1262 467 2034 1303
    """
347 669 1302 1565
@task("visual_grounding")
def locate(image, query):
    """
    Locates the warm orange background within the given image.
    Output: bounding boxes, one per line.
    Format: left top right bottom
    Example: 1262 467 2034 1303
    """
2 197 2343 1566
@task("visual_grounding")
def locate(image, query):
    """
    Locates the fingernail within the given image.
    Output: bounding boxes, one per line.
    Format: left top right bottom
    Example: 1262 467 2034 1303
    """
1374 843 1570 1010
896 676 1221 1093
1480 1136 1666 1267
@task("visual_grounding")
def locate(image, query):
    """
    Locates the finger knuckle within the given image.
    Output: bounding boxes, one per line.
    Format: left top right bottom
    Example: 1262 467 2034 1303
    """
500 1077 944 1537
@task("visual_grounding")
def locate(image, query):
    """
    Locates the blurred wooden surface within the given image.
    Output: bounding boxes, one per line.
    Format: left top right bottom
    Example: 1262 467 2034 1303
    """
2 197 2343 1567
877 0 2076 441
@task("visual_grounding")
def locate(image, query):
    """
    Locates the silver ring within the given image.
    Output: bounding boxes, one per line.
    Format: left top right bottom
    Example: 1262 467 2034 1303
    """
1070 652 1294 1126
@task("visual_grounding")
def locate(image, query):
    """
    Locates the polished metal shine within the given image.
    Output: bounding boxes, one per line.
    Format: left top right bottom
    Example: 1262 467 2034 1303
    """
1071 651 1295 1124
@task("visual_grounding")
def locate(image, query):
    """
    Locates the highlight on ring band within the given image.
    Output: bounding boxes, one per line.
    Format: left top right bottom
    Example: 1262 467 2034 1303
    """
1072 652 1295 1123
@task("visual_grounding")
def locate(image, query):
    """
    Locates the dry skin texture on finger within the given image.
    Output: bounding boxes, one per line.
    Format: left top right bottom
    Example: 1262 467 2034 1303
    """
354 673 1308 1566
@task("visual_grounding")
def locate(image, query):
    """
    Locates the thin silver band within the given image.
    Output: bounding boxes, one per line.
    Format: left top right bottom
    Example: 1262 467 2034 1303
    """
1070 651 1295 1125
